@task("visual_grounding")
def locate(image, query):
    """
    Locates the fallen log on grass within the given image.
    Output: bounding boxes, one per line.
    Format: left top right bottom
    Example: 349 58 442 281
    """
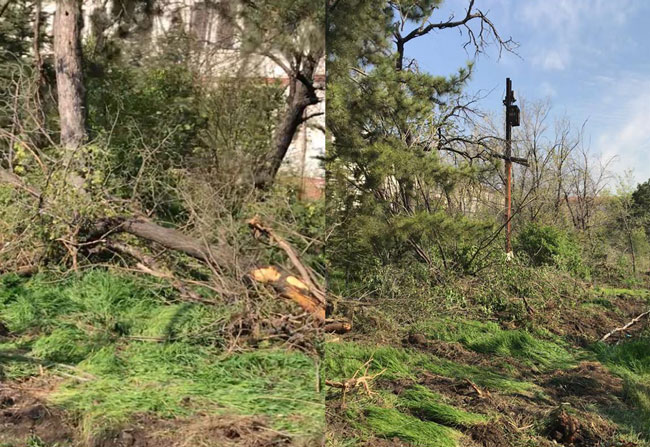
1 168 352 332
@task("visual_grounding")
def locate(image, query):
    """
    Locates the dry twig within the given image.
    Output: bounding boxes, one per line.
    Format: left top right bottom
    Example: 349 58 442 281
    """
600 310 650 342
325 358 386 407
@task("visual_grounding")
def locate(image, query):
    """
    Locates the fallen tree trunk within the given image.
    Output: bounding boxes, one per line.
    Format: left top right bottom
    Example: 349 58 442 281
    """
1 168 352 332
0 168 225 268
91 217 222 266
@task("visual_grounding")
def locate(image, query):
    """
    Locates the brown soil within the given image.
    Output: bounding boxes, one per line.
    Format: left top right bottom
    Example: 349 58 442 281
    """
94 415 297 447
543 361 625 407
0 380 75 446
555 296 649 346
0 379 313 447
466 421 519 447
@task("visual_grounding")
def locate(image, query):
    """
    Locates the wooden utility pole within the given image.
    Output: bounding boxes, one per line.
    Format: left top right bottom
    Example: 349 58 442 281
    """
503 78 521 255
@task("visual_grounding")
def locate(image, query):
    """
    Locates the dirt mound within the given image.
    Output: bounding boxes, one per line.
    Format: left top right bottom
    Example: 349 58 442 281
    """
544 406 615 446
0 382 74 446
467 422 515 447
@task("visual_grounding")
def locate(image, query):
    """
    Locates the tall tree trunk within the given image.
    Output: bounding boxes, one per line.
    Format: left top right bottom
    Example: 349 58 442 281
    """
53 0 87 151
32 0 46 146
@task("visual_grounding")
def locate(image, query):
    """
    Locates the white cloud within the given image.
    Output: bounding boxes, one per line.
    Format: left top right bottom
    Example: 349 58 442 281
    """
517 0 637 72
593 77 650 185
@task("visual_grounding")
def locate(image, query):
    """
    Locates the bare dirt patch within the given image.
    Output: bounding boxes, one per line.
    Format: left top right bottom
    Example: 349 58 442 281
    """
0 379 74 446
556 296 648 346
544 361 625 407
94 415 297 447
466 421 521 447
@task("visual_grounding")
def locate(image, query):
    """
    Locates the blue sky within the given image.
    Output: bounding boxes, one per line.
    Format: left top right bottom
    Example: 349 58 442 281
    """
406 0 650 186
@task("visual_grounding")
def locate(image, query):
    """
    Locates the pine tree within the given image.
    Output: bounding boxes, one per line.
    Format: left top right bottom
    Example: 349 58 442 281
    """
327 0 515 278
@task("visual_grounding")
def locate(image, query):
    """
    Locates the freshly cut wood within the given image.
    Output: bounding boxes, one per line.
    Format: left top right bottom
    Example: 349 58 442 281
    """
248 216 326 306
250 265 325 322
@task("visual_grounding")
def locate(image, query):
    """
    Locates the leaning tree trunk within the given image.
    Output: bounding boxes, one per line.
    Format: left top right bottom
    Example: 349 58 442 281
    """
53 0 87 151
254 60 319 190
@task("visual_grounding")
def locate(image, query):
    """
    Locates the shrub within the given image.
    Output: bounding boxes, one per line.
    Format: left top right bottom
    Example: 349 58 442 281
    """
515 223 587 277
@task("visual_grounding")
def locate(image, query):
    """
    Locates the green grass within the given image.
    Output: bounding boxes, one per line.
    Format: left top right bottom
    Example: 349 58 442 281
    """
54 344 323 438
325 341 526 446
398 385 487 427
593 339 650 434
0 271 324 440
364 406 462 447
410 319 575 370
596 287 650 300
325 341 538 396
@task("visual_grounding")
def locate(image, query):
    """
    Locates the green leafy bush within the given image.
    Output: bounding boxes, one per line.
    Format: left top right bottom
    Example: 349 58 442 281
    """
515 223 587 277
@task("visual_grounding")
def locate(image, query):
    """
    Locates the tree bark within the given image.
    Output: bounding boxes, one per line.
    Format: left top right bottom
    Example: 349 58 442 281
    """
90 217 223 266
254 60 319 190
53 0 87 151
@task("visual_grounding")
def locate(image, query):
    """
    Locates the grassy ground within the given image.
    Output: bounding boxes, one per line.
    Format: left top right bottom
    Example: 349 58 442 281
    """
325 281 650 447
0 270 324 446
